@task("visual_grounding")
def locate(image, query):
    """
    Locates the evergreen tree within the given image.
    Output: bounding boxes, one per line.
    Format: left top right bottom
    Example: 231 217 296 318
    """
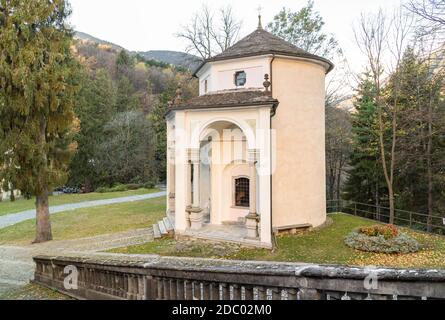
344 75 386 206
69 69 116 190
115 76 140 112
116 50 134 76
384 48 445 229
0 0 80 243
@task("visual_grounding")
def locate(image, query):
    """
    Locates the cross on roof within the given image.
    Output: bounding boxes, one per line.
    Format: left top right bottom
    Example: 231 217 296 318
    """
257 5 263 29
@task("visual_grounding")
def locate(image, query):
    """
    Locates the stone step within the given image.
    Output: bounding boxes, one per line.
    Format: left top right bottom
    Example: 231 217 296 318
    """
152 224 161 239
158 220 168 235
163 217 174 231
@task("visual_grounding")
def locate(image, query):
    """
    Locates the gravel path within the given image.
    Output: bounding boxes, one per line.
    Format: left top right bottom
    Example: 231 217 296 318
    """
0 191 166 229
0 228 155 298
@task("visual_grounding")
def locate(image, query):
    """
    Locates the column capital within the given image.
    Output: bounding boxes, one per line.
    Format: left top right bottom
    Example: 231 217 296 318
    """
248 149 260 164
187 148 200 163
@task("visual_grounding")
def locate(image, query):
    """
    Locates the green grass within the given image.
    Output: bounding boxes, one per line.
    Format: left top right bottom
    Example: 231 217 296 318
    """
110 214 445 269
0 188 160 217
0 197 166 245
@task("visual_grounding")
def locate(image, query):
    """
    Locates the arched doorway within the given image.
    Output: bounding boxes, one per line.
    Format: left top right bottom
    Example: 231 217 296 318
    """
198 120 251 226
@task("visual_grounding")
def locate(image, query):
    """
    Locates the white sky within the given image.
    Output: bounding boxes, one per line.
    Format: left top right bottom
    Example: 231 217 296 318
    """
69 0 407 75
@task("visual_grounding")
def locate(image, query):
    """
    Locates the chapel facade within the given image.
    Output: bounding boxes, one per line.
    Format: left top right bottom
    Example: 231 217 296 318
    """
165 19 333 248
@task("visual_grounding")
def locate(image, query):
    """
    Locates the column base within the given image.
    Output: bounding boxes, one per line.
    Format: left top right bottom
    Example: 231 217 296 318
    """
245 213 260 240
187 206 203 230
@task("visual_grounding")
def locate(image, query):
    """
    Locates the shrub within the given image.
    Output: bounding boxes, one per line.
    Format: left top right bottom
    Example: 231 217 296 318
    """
95 187 108 193
95 182 154 193
110 184 128 192
126 183 143 190
95 184 128 193
359 224 398 240
143 181 156 189
345 229 421 254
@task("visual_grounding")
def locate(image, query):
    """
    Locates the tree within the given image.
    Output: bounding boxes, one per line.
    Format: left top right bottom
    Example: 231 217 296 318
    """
325 107 353 201
0 0 79 243
344 75 386 207
115 76 140 113
177 5 242 59
98 111 155 185
116 50 135 77
69 69 116 190
406 0 445 36
267 1 340 59
267 1 352 107
354 8 413 223
386 47 445 231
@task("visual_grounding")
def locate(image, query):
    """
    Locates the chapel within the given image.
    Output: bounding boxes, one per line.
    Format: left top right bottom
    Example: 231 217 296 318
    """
163 17 333 248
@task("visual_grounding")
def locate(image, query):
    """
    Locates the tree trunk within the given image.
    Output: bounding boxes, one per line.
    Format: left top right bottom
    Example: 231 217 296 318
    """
426 96 434 233
34 188 53 243
10 184 15 202
378 111 395 224
336 161 342 202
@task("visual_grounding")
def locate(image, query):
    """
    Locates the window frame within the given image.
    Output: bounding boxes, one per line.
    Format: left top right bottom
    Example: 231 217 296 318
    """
234 71 247 87
232 175 250 209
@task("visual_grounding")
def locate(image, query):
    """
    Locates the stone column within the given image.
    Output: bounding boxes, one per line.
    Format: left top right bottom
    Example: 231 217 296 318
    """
168 145 176 219
185 159 192 228
187 149 203 230
246 149 260 239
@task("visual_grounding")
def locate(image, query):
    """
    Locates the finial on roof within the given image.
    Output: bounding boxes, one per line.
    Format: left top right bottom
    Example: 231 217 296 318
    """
257 5 263 29
263 74 271 92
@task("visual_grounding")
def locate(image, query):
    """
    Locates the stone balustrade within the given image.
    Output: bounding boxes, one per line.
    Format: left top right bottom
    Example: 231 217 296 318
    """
33 254 445 300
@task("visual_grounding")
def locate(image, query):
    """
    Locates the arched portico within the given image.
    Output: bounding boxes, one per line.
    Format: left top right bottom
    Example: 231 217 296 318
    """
191 117 256 151
183 119 262 240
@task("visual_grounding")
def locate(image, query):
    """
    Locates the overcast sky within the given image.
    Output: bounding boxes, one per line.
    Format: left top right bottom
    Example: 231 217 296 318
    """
69 0 407 75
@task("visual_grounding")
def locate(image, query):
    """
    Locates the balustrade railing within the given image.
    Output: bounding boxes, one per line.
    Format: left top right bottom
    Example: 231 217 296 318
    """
327 199 445 236
33 254 445 300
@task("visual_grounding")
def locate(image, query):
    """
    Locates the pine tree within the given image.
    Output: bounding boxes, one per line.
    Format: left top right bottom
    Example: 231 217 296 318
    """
344 75 386 206
115 76 140 112
0 0 80 243
385 48 445 230
69 69 116 190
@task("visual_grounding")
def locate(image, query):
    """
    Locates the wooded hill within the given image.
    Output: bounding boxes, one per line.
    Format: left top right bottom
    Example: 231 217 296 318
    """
69 32 198 191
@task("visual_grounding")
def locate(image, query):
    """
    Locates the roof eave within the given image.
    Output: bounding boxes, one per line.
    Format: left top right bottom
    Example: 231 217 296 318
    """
166 99 279 116
193 51 334 77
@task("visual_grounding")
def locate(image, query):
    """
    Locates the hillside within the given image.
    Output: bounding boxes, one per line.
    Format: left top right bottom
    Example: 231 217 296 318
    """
74 31 124 51
74 31 201 71
136 50 202 71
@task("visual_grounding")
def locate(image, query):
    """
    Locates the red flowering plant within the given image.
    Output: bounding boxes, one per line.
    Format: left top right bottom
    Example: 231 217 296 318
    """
359 224 398 240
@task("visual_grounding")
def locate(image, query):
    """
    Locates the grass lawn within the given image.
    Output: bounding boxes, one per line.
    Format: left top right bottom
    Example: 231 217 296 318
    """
0 188 160 217
0 197 166 245
110 214 445 270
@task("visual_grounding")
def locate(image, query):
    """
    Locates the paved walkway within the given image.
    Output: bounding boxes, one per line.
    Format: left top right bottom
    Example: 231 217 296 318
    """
0 191 167 229
0 228 156 297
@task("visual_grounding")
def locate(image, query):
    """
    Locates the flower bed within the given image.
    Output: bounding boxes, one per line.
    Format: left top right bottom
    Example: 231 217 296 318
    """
345 225 421 254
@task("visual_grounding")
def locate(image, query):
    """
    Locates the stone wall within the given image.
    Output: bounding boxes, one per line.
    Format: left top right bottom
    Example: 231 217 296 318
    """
33 253 445 300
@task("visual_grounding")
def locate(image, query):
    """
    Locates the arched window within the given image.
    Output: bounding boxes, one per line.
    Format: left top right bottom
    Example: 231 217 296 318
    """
234 177 250 208
234 71 247 87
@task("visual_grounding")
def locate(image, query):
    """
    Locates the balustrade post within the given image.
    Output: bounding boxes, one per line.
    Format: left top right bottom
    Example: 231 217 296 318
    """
177 280 185 300
210 283 220 300
244 286 254 300
202 283 211 300
232 285 242 300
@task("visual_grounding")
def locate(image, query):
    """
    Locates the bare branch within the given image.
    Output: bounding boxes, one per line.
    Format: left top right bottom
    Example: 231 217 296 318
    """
177 5 242 59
